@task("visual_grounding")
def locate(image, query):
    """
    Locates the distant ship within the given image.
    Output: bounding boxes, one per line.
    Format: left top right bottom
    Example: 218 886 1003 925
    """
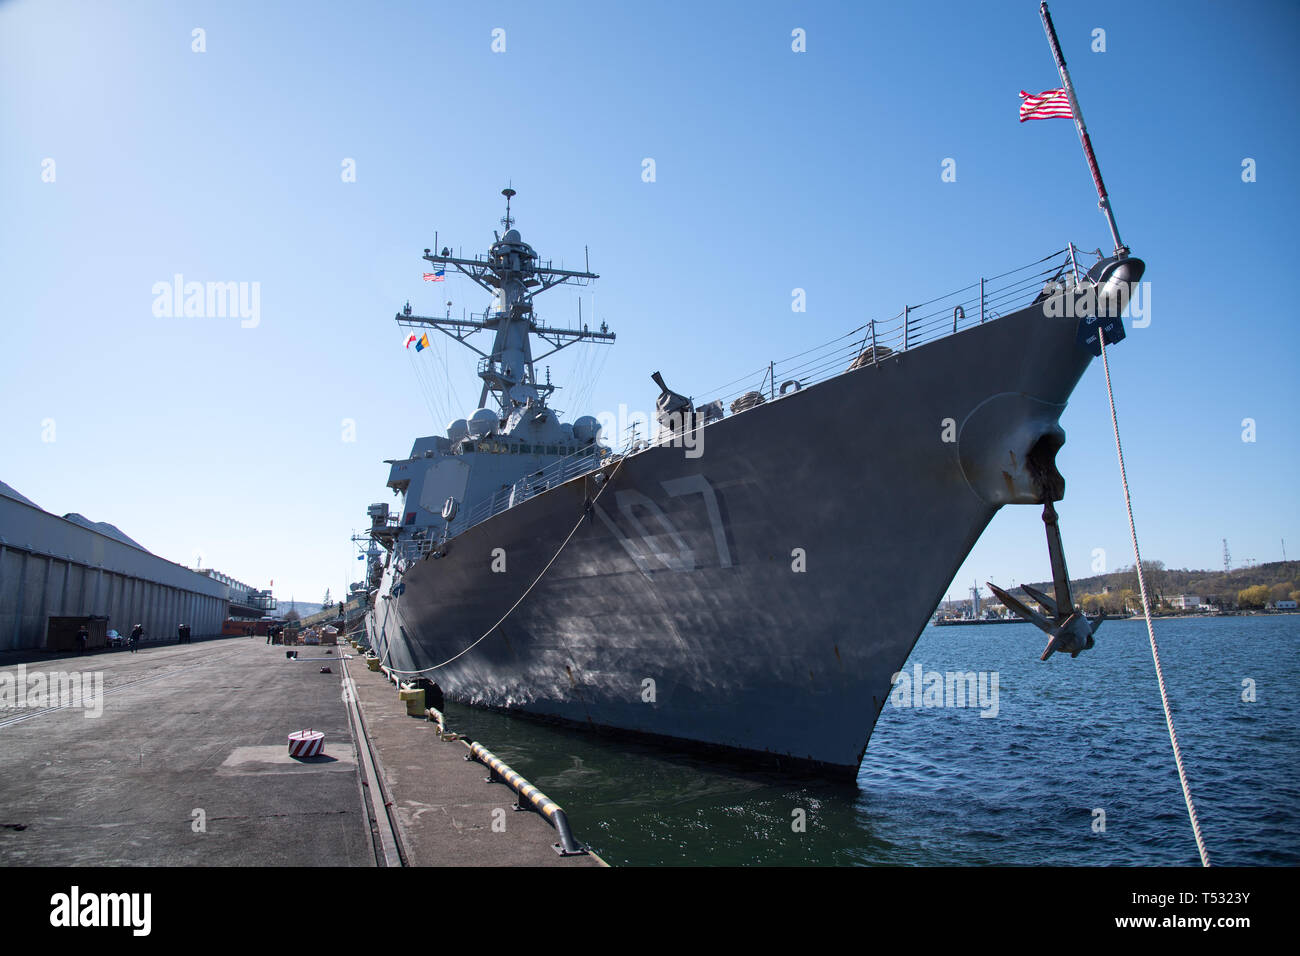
934 582 1051 625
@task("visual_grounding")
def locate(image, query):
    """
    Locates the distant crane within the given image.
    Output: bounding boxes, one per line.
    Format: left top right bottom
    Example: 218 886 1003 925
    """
1223 538 1231 574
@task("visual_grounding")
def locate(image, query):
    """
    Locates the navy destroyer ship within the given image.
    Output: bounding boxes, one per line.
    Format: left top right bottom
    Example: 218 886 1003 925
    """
363 6 1145 777
362 194 1143 776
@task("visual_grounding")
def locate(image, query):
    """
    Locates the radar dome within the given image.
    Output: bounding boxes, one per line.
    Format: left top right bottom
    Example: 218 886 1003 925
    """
447 419 469 444
560 422 574 440
468 408 498 438
503 229 521 243
573 416 601 442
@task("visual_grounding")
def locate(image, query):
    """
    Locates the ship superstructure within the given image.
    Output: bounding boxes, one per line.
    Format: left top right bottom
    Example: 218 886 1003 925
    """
369 189 615 564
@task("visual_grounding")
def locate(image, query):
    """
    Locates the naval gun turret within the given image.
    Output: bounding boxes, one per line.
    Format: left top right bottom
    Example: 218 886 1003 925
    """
651 371 696 438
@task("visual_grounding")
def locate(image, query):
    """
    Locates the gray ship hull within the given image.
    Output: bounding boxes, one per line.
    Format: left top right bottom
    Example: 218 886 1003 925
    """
369 296 1092 777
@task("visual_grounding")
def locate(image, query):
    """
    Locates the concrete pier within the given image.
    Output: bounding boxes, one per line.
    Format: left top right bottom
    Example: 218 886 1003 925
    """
0 636 604 867
345 652 605 867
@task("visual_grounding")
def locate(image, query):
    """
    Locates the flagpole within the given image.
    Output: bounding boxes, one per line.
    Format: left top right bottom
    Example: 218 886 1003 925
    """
1039 2 1127 257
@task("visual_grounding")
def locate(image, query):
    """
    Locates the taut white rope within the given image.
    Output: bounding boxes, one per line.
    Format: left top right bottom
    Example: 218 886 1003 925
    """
1098 326 1210 867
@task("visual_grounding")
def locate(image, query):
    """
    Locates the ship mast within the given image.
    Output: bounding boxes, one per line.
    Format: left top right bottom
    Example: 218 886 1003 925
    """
397 188 615 417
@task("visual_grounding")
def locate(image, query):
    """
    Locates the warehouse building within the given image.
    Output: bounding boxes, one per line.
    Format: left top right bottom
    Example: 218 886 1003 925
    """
0 480 230 651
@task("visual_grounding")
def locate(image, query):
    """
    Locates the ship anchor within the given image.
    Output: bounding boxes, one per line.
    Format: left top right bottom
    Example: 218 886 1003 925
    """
987 497 1102 661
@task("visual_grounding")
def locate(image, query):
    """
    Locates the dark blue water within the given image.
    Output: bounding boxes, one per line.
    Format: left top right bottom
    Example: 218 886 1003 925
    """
446 616 1300 865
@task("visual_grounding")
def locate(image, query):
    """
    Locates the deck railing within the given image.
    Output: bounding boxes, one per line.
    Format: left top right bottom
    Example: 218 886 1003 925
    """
700 247 1083 413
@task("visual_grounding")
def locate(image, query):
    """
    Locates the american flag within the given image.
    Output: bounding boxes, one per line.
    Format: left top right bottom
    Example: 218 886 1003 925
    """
1019 88 1073 122
422 270 446 282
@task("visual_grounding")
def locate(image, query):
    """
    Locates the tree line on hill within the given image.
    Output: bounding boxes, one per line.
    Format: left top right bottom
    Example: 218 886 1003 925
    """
1026 559 1299 615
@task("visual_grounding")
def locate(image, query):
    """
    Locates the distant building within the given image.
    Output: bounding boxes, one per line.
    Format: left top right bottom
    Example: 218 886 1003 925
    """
196 570 276 619
1274 599 1298 611
1170 594 1201 610
0 480 229 649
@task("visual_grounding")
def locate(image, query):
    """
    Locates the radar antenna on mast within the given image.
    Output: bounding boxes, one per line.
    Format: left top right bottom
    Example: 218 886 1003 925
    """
394 190 616 416
501 187 516 231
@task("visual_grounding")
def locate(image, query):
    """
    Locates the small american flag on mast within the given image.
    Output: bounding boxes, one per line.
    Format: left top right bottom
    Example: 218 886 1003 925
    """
422 270 446 282
1019 88 1073 122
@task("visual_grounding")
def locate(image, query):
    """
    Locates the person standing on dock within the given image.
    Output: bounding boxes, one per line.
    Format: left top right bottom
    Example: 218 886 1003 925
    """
129 623 142 653
77 624 88 655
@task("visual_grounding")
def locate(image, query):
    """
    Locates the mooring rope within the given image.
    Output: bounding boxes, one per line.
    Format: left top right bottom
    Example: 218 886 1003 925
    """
1098 325 1211 867
380 454 628 676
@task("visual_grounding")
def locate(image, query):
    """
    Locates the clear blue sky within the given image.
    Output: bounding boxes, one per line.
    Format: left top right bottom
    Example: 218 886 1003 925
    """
2 0 1297 606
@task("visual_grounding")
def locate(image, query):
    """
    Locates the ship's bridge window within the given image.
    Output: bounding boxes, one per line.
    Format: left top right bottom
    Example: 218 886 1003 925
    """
520 444 532 454
546 446 558 456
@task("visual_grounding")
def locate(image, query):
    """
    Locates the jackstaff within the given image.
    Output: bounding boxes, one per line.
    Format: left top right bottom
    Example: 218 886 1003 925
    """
1037 1 1127 257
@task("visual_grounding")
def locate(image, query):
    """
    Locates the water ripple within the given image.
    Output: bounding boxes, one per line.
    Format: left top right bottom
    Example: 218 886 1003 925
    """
445 617 1300 865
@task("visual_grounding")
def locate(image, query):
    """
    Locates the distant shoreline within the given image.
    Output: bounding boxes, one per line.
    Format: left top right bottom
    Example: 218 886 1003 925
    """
1133 610 1299 620
933 610 1298 626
